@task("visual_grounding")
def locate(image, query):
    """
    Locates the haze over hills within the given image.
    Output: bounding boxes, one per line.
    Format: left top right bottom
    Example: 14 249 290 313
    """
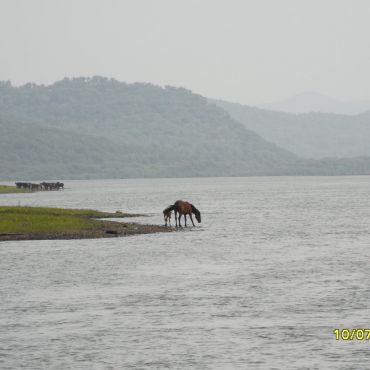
0 77 300 180
1 77 370 180
259 92 370 115
214 99 370 159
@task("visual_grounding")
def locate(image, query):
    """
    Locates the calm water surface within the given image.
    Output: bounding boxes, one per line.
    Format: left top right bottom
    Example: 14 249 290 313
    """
1 177 370 369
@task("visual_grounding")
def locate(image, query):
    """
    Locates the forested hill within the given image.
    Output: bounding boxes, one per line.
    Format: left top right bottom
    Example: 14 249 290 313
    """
0 77 297 180
0 77 370 180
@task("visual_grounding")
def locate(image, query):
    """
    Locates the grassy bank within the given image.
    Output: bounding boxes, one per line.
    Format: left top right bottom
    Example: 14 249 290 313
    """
0 206 171 241
0 185 32 194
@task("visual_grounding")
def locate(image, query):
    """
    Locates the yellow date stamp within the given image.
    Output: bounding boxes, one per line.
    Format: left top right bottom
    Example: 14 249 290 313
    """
333 329 370 341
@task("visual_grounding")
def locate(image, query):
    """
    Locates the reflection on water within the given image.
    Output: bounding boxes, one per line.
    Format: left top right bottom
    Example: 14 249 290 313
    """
1 177 370 369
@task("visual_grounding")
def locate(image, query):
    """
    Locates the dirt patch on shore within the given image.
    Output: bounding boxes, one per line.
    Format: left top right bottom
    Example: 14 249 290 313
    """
0 220 174 241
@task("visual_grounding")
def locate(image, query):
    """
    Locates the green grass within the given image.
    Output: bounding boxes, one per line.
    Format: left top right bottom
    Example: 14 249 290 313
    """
0 185 32 194
0 206 125 235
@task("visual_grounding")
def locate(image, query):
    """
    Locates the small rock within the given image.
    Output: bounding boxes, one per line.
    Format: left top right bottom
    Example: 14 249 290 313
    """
105 229 119 235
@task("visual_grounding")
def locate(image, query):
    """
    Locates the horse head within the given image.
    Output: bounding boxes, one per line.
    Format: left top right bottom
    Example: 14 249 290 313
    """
190 204 201 223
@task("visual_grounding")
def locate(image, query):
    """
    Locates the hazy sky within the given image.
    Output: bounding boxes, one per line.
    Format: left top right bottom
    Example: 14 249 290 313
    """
1 0 369 105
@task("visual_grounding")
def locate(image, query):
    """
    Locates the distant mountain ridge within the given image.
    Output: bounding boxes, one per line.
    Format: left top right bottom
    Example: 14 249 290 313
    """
214 99 370 159
259 92 370 115
1 77 370 180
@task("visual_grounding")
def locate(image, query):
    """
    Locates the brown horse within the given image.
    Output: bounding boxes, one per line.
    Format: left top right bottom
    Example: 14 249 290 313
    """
172 200 201 227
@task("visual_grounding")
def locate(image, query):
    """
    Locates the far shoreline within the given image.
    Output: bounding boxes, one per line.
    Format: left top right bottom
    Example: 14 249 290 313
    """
0 185 33 194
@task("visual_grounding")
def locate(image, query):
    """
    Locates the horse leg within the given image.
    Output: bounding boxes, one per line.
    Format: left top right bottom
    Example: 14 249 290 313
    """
184 215 187 227
178 214 182 227
189 214 195 227
175 211 178 227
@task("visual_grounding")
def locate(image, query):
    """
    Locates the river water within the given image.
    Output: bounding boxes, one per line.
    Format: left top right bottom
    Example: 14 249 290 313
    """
1 177 370 369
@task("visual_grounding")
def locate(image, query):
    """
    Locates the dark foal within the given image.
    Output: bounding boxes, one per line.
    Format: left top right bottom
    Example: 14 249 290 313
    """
163 206 173 226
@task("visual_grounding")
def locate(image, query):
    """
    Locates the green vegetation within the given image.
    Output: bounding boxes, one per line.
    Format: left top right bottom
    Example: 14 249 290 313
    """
0 206 94 234
0 206 168 241
0 77 298 179
1 77 370 179
0 185 31 194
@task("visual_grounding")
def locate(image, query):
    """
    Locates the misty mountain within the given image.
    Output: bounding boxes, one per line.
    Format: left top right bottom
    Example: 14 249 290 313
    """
214 99 370 159
0 77 301 180
259 92 370 115
1 77 370 180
